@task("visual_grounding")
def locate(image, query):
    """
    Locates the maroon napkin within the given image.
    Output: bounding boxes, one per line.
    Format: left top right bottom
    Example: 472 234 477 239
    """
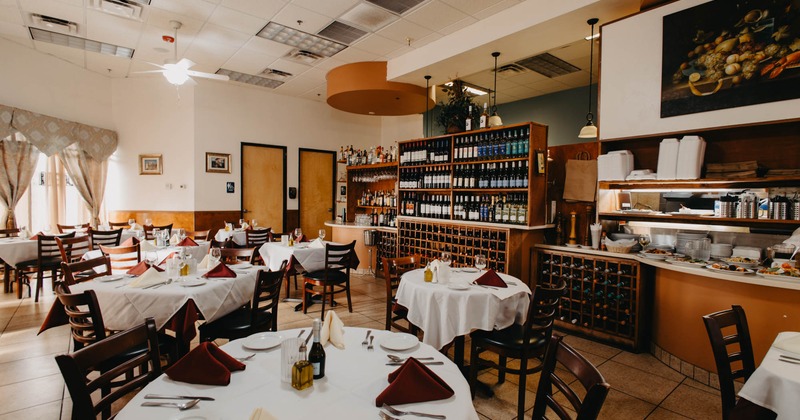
474 269 507 288
126 261 163 276
202 262 237 278
375 358 454 407
165 342 245 386
30 232 43 240
177 237 199 247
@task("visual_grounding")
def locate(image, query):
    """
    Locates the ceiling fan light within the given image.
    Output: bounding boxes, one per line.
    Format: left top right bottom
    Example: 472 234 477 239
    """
163 64 189 85
578 121 597 138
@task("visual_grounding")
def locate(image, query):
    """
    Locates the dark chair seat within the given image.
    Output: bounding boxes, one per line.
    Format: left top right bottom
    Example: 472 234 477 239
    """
198 307 272 340
382 255 422 334
470 323 550 350
16 256 60 268
391 300 408 317
304 269 348 283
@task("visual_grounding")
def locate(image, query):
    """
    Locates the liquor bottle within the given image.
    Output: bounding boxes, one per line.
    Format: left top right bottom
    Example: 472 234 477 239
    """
291 338 313 390
465 105 473 131
309 318 326 379
479 103 488 129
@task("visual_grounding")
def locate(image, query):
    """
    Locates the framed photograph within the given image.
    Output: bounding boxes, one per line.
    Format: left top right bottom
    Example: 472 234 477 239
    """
206 152 231 174
139 154 162 175
536 150 546 174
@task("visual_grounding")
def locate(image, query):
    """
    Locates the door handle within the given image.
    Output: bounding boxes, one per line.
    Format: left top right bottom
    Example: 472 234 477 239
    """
328 208 333 212
242 209 250 213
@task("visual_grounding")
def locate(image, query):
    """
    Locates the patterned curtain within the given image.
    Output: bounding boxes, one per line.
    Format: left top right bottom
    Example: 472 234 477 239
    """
57 143 107 227
0 139 40 228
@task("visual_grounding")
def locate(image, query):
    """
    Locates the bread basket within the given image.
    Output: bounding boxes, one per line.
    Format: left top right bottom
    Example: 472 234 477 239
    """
604 238 637 253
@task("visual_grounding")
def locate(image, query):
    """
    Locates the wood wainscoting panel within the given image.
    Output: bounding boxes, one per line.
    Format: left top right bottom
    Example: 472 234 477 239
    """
194 211 241 241
108 211 195 230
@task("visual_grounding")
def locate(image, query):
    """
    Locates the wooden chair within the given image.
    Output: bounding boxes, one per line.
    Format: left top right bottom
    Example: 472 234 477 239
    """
143 223 173 240
246 229 270 265
0 228 20 293
703 305 757 420
57 223 90 234
61 256 112 285
108 221 131 229
530 335 610 420
186 230 210 241
55 318 164 420
88 228 123 249
468 281 566 420
382 255 422 334
99 243 141 273
302 241 356 318
55 235 91 264
199 261 287 342
220 247 256 265
15 232 76 301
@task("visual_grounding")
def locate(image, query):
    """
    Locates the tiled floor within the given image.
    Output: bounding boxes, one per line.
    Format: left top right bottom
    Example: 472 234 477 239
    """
0 273 721 419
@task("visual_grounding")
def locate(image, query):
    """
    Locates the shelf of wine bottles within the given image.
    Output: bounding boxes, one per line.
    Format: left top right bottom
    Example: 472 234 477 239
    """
399 137 451 166
453 126 530 162
452 160 528 190
376 229 398 279
452 193 528 225
399 165 451 189
536 248 648 351
398 219 508 273
399 192 451 219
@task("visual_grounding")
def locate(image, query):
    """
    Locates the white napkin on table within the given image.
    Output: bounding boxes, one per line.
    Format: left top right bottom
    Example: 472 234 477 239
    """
140 240 157 252
774 333 800 355
197 255 212 270
127 268 164 288
429 259 443 283
321 310 345 349
169 234 180 246
309 238 325 248
249 408 277 420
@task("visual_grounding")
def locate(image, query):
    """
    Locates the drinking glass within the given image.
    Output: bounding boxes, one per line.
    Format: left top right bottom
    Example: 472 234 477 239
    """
251 219 258 229
280 338 303 383
441 251 452 266
44 224 52 234
128 218 135 227
294 228 303 241
144 218 152 226
145 251 158 267
176 228 185 240
210 247 221 266
638 234 651 249
475 254 487 271
152 228 160 243
318 229 326 240
239 218 245 228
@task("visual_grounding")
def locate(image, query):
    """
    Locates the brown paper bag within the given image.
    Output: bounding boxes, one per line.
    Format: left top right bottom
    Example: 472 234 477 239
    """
563 159 597 202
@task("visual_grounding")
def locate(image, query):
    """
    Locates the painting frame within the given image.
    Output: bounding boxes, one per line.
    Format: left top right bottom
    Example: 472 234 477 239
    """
206 152 231 174
139 154 162 175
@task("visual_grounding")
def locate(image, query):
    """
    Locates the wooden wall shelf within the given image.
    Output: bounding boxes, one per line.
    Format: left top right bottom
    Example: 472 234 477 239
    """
599 176 800 190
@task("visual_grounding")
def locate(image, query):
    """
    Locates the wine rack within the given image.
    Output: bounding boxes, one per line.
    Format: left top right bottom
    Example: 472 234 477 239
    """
345 162 398 225
536 247 650 351
375 229 398 278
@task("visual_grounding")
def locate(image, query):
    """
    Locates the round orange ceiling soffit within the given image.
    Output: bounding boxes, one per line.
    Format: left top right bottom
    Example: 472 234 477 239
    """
326 61 435 116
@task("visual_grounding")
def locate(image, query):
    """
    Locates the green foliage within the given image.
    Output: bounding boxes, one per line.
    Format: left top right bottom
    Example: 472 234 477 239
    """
435 80 479 133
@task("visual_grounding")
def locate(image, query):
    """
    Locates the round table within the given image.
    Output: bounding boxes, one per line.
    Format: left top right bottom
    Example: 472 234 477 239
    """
116 327 479 419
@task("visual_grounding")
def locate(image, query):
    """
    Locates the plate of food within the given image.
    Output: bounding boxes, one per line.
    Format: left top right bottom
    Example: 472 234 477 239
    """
719 257 761 269
639 248 673 260
705 263 754 275
757 266 800 278
665 256 708 267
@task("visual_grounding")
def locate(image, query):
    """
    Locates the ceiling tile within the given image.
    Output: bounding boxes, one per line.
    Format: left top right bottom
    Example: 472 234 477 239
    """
292 0 359 19
0 4 23 25
222 45 279 75
503 70 546 84
273 78 311 95
556 70 590 88
300 89 326 102
85 50 131 77
437 15 476 35
330 45 379 62
219 0 287 20
149 0 217 23
479 0 524 19
404 1 468 33
271 3 332 34
19 0 85 24
144 7 204 38
207 6 268 35
438 0 503 17
34 39 85 66
376 18 432 46
195 22 251 48
85 9 142 48
528 77 568 92
500 83 541 98
0 23 34 47
265 57 312 77
241 36 293 56
314 56 345 72
352 33 402 57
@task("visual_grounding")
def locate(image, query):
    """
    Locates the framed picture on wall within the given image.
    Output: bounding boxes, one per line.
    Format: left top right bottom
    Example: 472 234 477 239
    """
206 152 231 173
139 154 162 175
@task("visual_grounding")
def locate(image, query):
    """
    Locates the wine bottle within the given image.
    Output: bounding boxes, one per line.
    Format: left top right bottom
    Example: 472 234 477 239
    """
309 318 326 379
465 105 473 131
479 103 488 129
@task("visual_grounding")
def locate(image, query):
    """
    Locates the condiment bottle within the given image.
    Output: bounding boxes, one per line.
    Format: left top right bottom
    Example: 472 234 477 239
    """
291 338 313 390
424 263 433 282
308 318 326 379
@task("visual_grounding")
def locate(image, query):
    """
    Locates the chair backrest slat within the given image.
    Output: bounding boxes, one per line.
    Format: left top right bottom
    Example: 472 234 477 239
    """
251 261 287 331
99 243 141 272
61 256 112 285
221 247 256 265
246 229 271 247
55 235 91 264
57 223 90 234
88 228 123 249
143 223 173 240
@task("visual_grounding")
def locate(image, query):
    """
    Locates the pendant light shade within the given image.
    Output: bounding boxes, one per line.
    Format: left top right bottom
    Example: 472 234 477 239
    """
488 51 503 127
578 18 599 138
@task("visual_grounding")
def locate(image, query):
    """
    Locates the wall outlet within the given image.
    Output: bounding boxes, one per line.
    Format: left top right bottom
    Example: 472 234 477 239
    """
179 184 187 189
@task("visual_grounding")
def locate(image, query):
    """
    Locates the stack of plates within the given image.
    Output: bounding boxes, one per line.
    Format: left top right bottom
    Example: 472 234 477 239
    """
676 232 708 255
710 243 733 259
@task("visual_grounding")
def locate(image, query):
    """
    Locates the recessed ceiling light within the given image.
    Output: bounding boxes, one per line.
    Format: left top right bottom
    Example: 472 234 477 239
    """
256 22 346 58
217 69 284 89
29 28 134 58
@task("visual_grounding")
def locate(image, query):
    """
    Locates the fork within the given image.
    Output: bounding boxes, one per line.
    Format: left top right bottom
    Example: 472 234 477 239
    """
367 335 375 351
362 330 372 347
381 404 446 419
236 353 256 361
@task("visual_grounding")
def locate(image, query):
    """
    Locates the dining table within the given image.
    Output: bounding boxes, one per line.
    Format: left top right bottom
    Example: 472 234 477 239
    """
395 267 531 369
214 228 268 246
83 240 211 273
115 327 479 419
738 331 800 419
40 263 259 354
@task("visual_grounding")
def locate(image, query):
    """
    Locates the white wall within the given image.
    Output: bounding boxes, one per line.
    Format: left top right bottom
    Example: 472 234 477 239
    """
380 114 423 148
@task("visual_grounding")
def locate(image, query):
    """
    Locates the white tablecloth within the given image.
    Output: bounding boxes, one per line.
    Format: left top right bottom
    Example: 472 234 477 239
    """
115 327 479 420
69 266 258 332
0 230 138 267
214 229 248 246
739 331 800 419
259 241 327 273
84 242 210 273
396 269 531 350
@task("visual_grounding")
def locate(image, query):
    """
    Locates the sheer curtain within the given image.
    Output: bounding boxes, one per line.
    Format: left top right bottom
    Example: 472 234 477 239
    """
58 143 106 227
0 137 40 229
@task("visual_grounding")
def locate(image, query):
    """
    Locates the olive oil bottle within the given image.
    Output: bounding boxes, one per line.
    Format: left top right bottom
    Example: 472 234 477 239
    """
291 336 313 390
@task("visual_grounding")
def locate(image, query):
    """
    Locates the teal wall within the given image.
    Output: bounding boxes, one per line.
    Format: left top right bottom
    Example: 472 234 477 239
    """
423 84 598 147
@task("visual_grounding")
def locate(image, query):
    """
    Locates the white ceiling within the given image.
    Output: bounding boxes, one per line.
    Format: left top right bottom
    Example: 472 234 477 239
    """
0 0 643 106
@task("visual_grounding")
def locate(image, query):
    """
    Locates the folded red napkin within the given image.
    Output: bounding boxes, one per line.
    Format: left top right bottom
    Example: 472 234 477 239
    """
474 269 507 288
126 261 164 276
164 342 245 386
177 237 199 247
375 357 454 407
30 232 43 240
203 262 237 278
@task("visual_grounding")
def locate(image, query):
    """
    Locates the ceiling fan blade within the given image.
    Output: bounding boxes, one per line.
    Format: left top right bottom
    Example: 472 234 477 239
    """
131 70 166 75
144 61 168 70
176 58 195 69
186 70 230 81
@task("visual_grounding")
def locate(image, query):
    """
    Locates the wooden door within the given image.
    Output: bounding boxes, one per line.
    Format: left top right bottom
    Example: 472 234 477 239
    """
299 149 335 239
242 143 286 233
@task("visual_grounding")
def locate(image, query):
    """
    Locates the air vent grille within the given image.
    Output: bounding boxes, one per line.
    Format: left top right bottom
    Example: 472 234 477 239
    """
366 0 427 15
30 28 134 57
317 21 367 45
285 49 323 64
217 69 284 89
515 53 579 78
497 63 527 74
30 14 78 34
260 68 293 81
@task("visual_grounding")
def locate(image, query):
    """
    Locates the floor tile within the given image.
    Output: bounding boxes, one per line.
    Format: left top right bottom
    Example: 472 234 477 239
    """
561 334 624 359
0 374 64 415
596 360 680 405
0 353 62 387
645 407 692 419
611 351 686 382
596 389 657 419
659 383 723 420
0 400 62 420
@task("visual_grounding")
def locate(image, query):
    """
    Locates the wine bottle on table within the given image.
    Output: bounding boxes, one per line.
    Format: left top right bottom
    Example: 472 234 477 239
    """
309 318 326 379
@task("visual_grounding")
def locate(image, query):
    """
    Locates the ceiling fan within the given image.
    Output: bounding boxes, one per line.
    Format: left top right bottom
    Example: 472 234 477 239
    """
139 20 229 86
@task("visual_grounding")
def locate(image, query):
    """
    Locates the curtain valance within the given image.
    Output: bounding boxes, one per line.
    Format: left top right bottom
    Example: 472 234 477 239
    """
0 104 117 160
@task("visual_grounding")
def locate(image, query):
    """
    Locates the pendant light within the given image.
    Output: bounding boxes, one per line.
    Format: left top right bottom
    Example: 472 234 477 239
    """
578 18 599 138
424 75 431 137
488 52 503 127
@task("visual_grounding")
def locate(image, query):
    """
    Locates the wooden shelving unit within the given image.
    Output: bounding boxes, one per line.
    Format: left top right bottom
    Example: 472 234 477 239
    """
345 162 398 224
536 248 650 352
375 229 398 278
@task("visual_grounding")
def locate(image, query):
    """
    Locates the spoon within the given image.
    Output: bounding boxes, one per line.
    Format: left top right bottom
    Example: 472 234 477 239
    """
236 353 256 361
141 399 200 410
151 278 173 289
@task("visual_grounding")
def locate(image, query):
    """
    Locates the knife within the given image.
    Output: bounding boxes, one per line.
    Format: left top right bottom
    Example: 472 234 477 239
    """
144 394 215 401
386 361 444 366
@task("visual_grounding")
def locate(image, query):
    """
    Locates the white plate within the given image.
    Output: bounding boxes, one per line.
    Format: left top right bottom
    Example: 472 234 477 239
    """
380 333 420 351
243 333 285 350
459 267 479 273
705 265 754 275
447 283 470 291
565 243 580 248
180 279 206 287
665 258 707 268
97 275 124 282
639 252 671 260
719 258 761 269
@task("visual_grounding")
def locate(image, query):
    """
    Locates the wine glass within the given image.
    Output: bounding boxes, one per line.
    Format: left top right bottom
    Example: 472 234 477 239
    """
441 251 452 266
144 218 152 226
128 218 135 228
318 229 326 240
145 251 158 267
251 219 258 229
638 234 651 249
475 254 487 271
44 224 52 234
210 247 221 266
294 228 303 241
239 218 245 228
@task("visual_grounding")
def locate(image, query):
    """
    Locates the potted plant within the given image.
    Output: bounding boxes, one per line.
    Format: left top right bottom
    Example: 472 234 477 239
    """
436 80 479 134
